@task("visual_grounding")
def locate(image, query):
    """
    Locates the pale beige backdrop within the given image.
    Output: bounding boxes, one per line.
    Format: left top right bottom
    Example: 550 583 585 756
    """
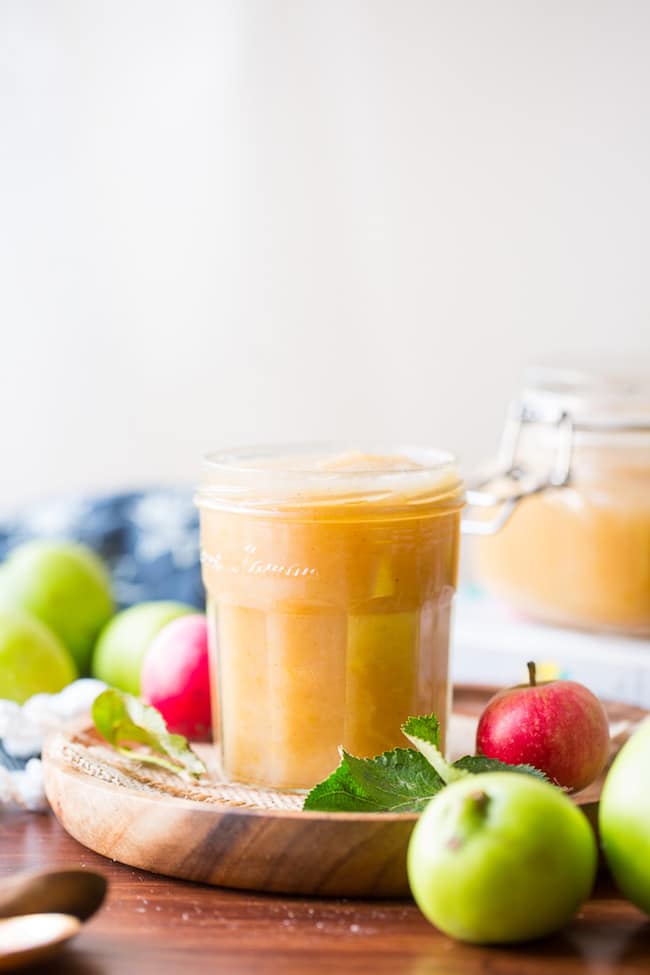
1 1 649 511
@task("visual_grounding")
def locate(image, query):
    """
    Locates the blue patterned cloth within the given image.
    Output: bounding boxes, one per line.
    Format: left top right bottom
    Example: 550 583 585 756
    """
0 488 204 610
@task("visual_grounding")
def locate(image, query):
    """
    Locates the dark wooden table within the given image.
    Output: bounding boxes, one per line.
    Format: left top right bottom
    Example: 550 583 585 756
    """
1 807 648 975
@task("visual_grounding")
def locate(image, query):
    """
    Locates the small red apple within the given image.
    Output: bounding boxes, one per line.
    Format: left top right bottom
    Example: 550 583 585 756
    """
140 614 212 741
476 662 610 791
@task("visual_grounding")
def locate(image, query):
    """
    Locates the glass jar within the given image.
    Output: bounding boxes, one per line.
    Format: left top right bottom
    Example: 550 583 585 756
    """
471 366 650 636
196 445 464 790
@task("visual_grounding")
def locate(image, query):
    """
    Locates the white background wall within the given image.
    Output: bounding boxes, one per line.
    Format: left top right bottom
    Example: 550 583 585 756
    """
1 1 649 511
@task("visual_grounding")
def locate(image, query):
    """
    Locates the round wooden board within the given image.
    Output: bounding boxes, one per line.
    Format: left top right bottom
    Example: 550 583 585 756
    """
42 687 647 899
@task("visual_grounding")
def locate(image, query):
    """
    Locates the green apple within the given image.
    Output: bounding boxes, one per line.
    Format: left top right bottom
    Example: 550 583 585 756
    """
407 772 597 944
599 719 650 914
0 541 113 674
0 610 77 702
91 601 195 694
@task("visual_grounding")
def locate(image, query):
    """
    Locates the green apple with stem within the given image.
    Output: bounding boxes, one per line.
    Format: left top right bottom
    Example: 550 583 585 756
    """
0 610 77 702
407 771 597 944
91 601 195 695
0 540 113 674
599 719 650 914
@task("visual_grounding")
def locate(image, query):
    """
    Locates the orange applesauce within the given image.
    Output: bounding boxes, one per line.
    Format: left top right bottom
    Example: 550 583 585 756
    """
474 450 650 635
197 446 464 790
471 365 650 637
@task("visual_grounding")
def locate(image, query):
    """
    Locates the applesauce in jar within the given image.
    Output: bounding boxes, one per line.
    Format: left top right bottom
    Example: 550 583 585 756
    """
472 366 650 636
197 445 464 790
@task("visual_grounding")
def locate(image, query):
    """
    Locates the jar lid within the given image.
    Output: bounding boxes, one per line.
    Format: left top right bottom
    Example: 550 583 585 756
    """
521 363 650 430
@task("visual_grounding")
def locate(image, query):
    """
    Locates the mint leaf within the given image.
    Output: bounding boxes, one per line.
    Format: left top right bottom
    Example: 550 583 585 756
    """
92 689 206 778
303 710 551 814
401 713 469 785
454 755 548 780
400 713 441 748
303 747 444 813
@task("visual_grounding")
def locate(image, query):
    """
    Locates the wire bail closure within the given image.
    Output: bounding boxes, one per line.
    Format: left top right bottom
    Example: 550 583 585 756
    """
462 402 574 536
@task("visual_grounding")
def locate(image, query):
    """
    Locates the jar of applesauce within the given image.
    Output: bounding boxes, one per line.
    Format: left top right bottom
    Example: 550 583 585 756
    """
196 445 464 790
470 366 650 637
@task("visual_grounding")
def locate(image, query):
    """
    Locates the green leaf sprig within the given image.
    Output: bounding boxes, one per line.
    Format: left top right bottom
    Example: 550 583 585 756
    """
92 689 206 779
304 713 546 813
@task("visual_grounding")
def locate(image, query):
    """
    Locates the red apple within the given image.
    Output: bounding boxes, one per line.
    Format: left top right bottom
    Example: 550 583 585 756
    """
140 614 212 741
476 662 610 791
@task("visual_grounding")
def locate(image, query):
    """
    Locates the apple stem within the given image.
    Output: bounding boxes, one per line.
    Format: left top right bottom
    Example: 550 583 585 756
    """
527 661 537 687
447 790 491 850
468 790 490 815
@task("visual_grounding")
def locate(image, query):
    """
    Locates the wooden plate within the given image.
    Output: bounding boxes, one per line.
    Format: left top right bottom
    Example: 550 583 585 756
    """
42 687 646 898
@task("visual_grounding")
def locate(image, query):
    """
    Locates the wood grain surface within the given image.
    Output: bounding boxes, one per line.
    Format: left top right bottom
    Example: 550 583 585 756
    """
41 687 646 898
1 686 646 974
0 810 648 975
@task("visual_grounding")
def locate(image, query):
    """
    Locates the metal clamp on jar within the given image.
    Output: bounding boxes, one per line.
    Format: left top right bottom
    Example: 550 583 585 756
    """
464 365 650 637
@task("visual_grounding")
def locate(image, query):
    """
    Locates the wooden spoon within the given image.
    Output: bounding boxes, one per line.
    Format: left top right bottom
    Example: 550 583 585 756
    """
0 869 106 972
0 913 81 971
0 868 106 921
